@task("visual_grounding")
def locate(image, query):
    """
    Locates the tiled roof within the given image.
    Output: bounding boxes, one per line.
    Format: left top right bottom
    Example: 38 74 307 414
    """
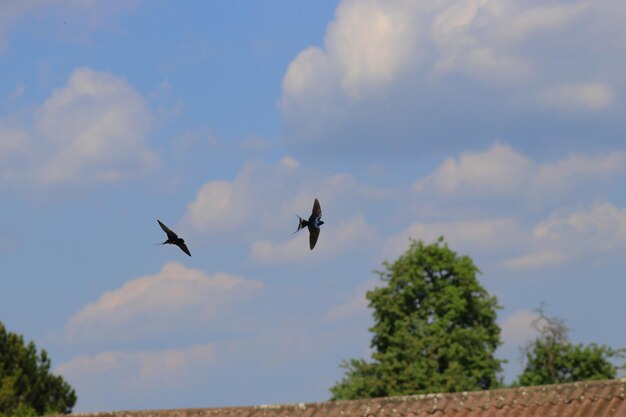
63 379 626 417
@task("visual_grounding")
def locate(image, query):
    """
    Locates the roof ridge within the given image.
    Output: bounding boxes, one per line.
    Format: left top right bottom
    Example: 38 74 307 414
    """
324 378 626 413
251 379 626 414
343 379 626 414
58 379 626 417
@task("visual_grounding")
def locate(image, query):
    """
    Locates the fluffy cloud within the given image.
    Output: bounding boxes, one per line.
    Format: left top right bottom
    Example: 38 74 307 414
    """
57 343 216 391
429 0 526 80
534 204 626 248
383 217 524 260
499 309 539 348
181 158 301 235
381 200 626 271
56 343 216 411
183 180 240 232
415 143 626 208
0 67 157 185
64 262 263 345
486 3 588 42
324 0 423 96
281 0 624 157
58 322 370 412
497 308 540 380
211 142 626 272
37 68 157 183
282 0 424 101
505 203 626 269
369 143 626 271
414 143 530 196
181 157 387 238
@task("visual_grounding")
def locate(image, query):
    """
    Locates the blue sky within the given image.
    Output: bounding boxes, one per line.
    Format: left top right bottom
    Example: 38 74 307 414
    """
1 0 626 412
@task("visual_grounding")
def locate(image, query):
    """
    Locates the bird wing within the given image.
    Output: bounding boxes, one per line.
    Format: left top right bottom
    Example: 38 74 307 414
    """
309 198 322 222
177 241 192 257
308 225 320 250
157 219 178 240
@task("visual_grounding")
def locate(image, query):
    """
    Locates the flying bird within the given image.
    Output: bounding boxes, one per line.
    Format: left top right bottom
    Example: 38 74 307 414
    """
294 198 324 250
157 219 191 256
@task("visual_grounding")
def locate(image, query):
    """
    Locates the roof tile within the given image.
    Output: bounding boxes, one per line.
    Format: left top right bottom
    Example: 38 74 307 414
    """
53 379 626 417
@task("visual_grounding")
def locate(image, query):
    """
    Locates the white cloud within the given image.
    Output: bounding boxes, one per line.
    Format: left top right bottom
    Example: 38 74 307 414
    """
381 200 626 271
58 321 369 412
534 203 626 250
36 67 157 183
283 0 424 100
492 3 588 43
429 0 529 80
284 0 547 102
535 151 626 192
183 180 239 232
280 0 624 156
251 213 377 264
56 343 216 405
182 159 388 238
327 0 422 96
281 0 422 123
382 217 524 263
415 143 531 196
64 262 263 345
499 309 539 348
377 144 626 270
415 143 626 207
0 67 158 185
497 309 539 383
181 159 302 235
540 83 615 111
504 203 626 269
283 47 334 99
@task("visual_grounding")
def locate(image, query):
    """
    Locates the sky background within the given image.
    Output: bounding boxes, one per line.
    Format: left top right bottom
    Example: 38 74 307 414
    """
1 0 626 412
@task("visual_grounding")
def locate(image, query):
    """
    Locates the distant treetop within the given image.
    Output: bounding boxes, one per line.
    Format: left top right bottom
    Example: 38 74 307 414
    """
0 322 76 417
330 237 503 400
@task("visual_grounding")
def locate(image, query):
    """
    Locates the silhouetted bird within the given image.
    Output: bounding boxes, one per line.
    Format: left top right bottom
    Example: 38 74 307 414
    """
294 198 324 250
157 219 191 256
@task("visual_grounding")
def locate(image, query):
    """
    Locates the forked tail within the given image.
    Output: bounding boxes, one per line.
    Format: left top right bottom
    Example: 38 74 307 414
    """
292 215 307 234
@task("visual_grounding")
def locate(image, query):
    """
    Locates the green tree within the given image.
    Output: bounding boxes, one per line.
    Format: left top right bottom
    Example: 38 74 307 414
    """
330 238 503 400
514 308 624 386
0 322 76 417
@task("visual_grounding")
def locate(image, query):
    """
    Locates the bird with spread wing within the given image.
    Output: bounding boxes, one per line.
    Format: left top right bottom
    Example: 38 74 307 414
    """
294 198 324 250
157 219 191 256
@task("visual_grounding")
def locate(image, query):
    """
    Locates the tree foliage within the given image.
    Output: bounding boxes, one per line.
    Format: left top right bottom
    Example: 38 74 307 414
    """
514 308 625 386
330 238 503 400
0 322 76 417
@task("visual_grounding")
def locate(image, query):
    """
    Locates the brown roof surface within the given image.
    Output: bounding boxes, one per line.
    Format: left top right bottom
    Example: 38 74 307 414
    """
62 379 626 417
